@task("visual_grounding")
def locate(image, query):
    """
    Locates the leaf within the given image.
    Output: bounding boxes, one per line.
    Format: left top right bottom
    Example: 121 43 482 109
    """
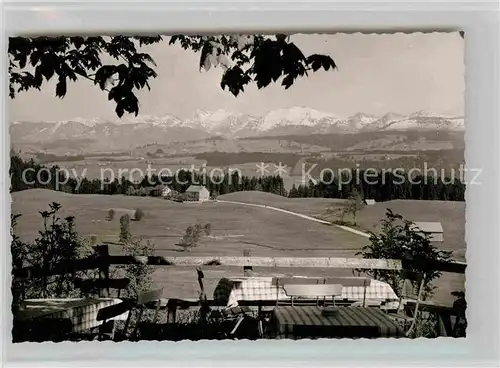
115 103 125 118
94 65 117 90
55 77 67 98
108 86 119 101
220 66 251 97
284 42 306 62
19 54 27 69
281 74 294 89
30 51 41 66
34 66 44 87
311 60 322 72
322 56 336 71
169 35 180 45
199 42 213 71
40 64 55 81
306 54 337 72
72 36 85 49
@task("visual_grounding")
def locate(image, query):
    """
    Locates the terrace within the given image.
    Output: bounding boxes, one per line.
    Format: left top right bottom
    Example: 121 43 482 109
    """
12 246 466 342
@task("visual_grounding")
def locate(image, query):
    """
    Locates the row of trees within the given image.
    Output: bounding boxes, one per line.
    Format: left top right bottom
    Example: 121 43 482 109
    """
10 154 287 196
289 170 465 201
11 154 465 201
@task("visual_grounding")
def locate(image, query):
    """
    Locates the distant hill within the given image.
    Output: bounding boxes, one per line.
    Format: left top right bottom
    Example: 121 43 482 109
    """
10 107 464 153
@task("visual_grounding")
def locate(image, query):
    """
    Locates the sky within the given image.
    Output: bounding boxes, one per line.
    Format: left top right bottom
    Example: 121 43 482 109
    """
9 32 465 121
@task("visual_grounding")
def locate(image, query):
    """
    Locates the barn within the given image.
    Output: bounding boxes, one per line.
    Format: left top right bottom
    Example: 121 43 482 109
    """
184 185 210 202
412 221 444 243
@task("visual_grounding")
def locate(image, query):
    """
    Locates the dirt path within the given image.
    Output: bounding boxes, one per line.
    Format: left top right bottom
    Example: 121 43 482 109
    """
215 199 371 239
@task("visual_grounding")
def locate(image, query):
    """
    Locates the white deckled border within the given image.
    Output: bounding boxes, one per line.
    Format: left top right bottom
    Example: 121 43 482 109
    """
1 1 499 368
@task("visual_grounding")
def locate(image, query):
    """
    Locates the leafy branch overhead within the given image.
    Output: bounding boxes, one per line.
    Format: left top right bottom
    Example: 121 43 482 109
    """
9 34 337 118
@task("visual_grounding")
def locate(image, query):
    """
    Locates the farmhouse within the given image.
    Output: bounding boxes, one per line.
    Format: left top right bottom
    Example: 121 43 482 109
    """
412 221 444 243
184 185 210 202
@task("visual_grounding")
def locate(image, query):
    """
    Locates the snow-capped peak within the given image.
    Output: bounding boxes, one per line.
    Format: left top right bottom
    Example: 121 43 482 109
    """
410 110 444 118
50 117 101 127
17 107 464 142
260 106 342 131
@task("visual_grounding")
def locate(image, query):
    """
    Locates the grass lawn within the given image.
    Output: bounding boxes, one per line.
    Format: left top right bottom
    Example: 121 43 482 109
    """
218 191 347 216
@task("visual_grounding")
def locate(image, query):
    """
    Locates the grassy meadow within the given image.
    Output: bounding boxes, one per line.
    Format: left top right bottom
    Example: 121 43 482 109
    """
11 189 465 306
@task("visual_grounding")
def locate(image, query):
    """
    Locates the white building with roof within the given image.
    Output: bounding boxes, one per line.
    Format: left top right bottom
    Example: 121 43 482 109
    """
411 221 444 242
184 185 210 202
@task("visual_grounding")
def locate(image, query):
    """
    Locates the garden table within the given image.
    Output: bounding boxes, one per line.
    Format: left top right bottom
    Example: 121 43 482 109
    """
15 298 127 333
269 306 405 339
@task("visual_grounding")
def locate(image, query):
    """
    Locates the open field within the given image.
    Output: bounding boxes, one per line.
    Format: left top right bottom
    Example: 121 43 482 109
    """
218 191 348 216
11 189 465 306
315 199 466 261
12 189 366 255
218 192 466 259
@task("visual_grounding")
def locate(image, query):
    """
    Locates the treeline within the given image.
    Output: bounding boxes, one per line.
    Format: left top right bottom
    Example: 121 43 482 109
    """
10 154 465 201
10 154 287 197
10 154 65 192
289 170 465 201
95 170 286 197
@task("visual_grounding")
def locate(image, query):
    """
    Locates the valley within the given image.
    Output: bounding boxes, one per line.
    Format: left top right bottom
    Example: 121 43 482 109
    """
10 107 465 190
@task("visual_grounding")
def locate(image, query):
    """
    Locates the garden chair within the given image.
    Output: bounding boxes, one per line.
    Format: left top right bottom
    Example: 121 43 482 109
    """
323 277 372 307
96 287 164 341
283 284 343 307
386 272 425 337
272 277 323 306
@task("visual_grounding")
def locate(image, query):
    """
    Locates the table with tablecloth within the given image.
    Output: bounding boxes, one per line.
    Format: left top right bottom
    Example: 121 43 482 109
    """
15 298 128 334
270 306 405 339
213 277 400 309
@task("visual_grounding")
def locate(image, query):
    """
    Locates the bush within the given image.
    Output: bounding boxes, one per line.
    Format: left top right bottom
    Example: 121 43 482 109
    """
134 208 145 221
204 223 212 236
119 214 131 243
11 203 96 306
356 209 452 300
179 224 203 251
107 209 115 221
120 237 155 298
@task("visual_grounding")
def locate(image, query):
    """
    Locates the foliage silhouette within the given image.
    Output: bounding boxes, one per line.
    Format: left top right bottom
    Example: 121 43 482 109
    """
11 203 96 308
119 214 131 243
10 153 465 202
9 35 336 118
356 209 452 300
107 209 115 221
178 223 209 251
343 188 365 226
134 208 145 221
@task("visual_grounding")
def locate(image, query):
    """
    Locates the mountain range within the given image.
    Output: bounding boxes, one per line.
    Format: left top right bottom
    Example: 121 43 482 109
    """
10 107 464 151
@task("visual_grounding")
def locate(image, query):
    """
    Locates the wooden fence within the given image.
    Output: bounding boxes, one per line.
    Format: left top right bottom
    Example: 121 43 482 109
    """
13 244 466 281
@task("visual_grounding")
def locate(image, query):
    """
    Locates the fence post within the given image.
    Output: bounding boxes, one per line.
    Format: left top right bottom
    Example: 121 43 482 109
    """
95 245 110 297
197 268 209 323
167 299 178 324
243 249 253 276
